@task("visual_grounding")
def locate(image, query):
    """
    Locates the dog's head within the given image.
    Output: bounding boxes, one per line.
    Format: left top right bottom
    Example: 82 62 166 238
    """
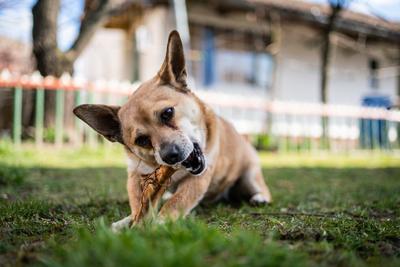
74 31 207 175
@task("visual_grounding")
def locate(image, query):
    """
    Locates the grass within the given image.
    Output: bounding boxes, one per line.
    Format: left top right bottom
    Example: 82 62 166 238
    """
0 141 399 267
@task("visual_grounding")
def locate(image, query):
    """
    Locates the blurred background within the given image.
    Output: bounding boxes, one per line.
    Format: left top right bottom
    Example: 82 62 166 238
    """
0 0 399 152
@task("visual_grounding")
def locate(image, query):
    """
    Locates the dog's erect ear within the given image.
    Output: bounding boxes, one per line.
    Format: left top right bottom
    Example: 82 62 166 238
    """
73 104 123 143
158 30 187 89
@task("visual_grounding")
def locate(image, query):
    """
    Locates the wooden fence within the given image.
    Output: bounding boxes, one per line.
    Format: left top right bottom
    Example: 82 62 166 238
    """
1 69 399 151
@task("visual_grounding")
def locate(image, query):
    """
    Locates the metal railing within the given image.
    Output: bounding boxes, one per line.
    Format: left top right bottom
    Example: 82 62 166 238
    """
197 91 400 151
1 69 399 151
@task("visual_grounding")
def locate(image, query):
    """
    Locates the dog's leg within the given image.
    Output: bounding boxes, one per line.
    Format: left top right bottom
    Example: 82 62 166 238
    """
238 165 272 205
127 172 143 218
158 169 212 221
111 173 142 231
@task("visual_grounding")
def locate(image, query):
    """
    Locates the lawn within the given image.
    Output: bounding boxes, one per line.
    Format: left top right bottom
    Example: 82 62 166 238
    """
0 142 399 267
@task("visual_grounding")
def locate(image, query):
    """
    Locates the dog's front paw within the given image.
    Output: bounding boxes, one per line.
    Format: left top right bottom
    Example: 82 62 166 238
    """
250 193 270 206
162 191 173 201
111 216 132 232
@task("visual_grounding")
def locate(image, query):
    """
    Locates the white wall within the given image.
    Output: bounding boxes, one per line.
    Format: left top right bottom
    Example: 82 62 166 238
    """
136 6 175 81
371 46 398 103
275 23 398 106
75 6 176 83
327 46 369 105
275 24 321 103
75 28 131 81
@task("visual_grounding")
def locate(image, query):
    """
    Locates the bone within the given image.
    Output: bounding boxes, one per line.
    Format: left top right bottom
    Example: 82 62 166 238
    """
132 165 176 224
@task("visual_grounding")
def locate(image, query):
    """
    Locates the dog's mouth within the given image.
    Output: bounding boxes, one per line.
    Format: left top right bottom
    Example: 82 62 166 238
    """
181 143 206 175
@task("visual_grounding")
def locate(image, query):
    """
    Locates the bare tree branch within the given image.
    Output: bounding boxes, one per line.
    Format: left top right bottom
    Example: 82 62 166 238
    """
65 0 137 61
65 0 113 61
31 0 132 127
32 0 71 76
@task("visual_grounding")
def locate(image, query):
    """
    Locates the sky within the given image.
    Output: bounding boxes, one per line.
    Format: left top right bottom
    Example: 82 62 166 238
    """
0 0 398 49
308 0 400 21
0 0 84 49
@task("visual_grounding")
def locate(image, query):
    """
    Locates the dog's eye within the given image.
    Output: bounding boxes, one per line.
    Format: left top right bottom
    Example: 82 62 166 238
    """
160 107 174 123
135 135 152 148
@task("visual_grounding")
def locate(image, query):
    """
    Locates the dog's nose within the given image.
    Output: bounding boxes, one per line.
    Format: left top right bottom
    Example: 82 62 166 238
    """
160 143 184 165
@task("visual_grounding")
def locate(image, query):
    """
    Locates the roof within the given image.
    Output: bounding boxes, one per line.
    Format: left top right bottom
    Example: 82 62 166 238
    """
247 0 400 42
108 0 400 42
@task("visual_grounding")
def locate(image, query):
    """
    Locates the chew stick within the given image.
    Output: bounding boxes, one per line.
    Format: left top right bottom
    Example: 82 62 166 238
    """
133 165 176 224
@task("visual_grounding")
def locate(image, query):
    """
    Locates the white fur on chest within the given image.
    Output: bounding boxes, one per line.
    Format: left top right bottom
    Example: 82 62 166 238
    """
127 157 156 175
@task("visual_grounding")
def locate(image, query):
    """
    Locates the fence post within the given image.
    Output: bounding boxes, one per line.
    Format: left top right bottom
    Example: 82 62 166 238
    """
303 116 311 152
344 118 351 153
55 89 64 146
321 116 330 150
75 90 84 144
12 87 23 145
397 121 400 149
371 119 379 151
87 91 97 147
35 88 45 146
279 114 288 153
104 92 113 148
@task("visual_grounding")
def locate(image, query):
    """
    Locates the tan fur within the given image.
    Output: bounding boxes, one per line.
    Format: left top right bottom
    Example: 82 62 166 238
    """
74 31 271 228
123 91 271 222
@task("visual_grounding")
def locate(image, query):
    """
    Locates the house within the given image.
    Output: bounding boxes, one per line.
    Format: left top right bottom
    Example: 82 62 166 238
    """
75 0 400 136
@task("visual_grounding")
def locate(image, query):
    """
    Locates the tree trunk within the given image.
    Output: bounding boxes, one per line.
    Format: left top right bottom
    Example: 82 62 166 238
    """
32 0 73 128
32 0 73 76
32 0 114 133
320 5 342 149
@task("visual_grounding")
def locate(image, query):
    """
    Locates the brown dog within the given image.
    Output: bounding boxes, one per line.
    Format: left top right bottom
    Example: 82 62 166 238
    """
74 31 271 230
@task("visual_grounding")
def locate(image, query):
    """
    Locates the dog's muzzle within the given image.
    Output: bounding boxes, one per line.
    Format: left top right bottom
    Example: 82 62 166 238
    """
181 143 206 175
